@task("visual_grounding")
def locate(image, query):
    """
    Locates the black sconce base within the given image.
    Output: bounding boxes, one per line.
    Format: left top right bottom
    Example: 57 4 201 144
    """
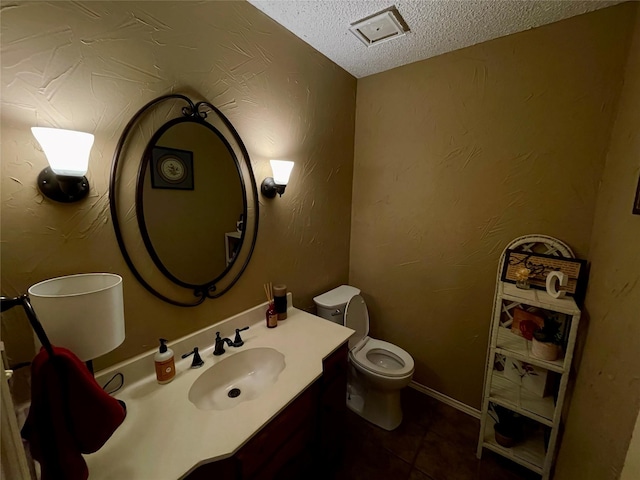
38 167 90 203
261 177 286 198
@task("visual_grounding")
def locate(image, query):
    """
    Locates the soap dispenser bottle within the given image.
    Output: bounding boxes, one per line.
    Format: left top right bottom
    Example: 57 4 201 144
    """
154 338 176 384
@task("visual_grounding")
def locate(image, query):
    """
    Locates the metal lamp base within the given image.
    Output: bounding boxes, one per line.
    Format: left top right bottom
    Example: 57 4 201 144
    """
261 177 286 198
38 167 90 203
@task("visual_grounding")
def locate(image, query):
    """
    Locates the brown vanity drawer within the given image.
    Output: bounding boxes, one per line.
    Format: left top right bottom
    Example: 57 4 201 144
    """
322 342 348 385
317 342 348 475
236 382 319 478
246 415 316 480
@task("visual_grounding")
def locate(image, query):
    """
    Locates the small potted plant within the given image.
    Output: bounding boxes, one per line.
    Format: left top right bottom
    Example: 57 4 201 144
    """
532 317 563 361
490 404 523 448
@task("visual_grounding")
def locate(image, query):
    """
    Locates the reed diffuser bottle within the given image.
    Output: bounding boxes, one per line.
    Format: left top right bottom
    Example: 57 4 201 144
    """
264 282 278 328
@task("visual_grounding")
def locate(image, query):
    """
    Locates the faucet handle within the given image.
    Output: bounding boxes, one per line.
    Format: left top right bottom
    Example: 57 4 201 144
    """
214 332 226 356
232 326 250 347
181 347 204 368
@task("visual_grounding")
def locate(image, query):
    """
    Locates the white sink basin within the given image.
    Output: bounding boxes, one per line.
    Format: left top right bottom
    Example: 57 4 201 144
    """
188 347 285 410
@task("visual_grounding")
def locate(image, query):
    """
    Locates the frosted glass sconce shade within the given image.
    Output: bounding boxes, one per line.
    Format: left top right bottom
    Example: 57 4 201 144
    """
28 273 125 362
270 160 294 185
31 127 94 202
32 127 93 176
261 160 294 198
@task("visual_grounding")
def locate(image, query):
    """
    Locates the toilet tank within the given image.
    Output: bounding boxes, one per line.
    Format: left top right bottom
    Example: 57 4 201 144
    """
313 285 361 325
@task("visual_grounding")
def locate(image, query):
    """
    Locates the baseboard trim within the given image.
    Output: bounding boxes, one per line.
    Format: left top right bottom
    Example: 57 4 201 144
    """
409 381 481 419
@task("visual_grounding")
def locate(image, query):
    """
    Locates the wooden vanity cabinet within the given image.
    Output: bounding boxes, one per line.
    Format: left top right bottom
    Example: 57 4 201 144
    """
185 342 348 480
317 342 348 472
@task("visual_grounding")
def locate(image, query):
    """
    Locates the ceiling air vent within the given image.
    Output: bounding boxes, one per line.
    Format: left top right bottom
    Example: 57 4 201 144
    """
349 7 409 47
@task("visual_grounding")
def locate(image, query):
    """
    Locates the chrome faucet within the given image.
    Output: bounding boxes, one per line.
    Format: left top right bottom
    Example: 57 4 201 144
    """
213 332 233 356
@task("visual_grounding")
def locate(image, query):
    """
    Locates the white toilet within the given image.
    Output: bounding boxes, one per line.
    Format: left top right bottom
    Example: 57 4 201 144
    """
313 285 415 431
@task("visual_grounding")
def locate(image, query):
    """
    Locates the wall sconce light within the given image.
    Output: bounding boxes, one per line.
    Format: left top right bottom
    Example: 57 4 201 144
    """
261 160 294 198
32 127 94 203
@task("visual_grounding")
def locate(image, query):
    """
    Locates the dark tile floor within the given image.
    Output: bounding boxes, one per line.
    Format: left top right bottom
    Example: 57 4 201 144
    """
333 388 540 480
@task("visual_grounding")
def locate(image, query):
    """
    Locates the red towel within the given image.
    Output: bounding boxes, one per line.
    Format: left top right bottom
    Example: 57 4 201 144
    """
21 346 126 480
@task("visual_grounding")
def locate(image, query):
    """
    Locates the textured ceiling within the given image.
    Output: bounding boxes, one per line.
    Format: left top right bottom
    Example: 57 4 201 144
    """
247 0 624 78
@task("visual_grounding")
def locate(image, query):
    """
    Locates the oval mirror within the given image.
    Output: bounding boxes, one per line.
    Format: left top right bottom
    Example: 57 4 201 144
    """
110 94 258 306
139 119 245 286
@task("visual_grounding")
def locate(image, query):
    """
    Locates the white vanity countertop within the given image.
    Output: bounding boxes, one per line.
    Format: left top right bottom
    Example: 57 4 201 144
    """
85 300 353 480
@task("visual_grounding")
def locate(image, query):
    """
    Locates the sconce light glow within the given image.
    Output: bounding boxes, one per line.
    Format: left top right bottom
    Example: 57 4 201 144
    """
32 127 94 176
31 127 94 203
270 160 294 185
261 160 294 198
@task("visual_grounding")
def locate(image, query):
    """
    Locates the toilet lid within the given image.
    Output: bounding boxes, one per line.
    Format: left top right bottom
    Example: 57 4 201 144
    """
344 294 369 349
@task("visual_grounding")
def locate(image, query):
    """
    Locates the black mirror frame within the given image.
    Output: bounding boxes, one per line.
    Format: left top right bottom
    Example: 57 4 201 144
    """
109 94 259 307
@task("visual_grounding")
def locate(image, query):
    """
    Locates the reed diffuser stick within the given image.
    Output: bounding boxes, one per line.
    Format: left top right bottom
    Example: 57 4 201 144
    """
264 282 278 328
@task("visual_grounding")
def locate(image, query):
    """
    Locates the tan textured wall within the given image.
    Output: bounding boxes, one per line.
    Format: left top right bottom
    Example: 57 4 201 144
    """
1 2 355 373
350 5 635 408
555 7 640 479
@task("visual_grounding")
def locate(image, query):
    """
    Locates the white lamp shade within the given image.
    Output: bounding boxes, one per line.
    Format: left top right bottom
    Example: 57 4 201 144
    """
31 127 94 177
270 160 294 185
28 273 125 362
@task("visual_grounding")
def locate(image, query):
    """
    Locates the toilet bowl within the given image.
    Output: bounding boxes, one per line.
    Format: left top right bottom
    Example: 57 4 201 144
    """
313 286 415 431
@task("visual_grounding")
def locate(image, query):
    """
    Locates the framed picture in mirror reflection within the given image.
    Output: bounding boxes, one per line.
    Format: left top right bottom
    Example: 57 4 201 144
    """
151 146 194 190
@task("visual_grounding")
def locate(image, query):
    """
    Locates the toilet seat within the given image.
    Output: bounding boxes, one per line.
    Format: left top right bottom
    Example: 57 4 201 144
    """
351 337 414 378
344 295 415 378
